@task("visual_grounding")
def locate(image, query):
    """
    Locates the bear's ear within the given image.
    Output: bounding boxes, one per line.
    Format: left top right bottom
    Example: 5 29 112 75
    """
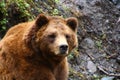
35 14 49 28
66 17 78 32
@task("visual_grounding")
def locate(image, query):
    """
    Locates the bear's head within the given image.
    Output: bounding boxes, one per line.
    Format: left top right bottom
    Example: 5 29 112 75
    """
26 14 78 59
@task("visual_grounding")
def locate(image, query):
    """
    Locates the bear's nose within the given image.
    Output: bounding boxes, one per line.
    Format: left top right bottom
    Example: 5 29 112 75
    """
59 45 68 54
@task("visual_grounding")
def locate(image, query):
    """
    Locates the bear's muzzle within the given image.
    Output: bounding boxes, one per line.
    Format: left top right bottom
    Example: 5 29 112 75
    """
59 45 68 54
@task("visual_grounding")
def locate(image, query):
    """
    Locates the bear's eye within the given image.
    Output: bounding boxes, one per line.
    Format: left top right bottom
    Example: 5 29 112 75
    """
48 34 56 39
65 34 70 39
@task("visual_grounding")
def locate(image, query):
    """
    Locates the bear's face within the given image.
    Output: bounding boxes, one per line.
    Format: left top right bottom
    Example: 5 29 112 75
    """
32 14 78 58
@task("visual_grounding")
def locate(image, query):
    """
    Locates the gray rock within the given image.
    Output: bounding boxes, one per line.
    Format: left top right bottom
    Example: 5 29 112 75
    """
110 0 120 10
101 77 114 80
80 38 95 49
116 55 120 64
87 61 97 73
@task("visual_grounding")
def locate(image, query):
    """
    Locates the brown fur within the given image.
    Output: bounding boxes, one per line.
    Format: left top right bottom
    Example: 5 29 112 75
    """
0 14 78 80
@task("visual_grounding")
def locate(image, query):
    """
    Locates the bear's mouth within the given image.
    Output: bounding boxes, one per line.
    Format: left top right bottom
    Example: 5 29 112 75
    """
57 53 68 57
57 50 69 56
59 51 68 55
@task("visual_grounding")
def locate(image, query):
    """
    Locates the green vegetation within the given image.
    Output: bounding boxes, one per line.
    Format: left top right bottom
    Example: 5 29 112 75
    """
15 0 30 18
0 0 8 31
54 0 60 4
0 0 36 33
95 40 102 49
68 48 79 60
92 74 101 80
69 67 85 80
0 0 67 33
8 0 34 20
52 8 59 15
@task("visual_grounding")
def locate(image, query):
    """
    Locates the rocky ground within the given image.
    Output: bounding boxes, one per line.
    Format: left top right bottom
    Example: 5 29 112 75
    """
0 0 120 80
60 0 120 80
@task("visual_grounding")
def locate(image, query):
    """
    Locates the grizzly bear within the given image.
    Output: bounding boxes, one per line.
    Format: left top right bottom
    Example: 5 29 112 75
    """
0 14 78 80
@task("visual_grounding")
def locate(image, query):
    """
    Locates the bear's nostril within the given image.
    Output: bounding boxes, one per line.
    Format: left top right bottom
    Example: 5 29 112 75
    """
59 45 68 54
60 45 68 50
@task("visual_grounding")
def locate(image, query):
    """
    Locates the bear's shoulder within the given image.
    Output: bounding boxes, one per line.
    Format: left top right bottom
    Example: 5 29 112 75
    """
3 21 35 39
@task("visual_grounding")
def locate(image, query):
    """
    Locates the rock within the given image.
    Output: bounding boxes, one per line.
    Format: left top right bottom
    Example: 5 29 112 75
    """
117 17 120 23
80 38 95 49
110 0 119 5
87 61 97 73
110 0 120 10
116 55 120 64
101 76 114 80
116 3 120 10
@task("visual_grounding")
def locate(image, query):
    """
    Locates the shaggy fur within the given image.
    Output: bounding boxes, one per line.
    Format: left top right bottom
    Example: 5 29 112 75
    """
0 14 78 80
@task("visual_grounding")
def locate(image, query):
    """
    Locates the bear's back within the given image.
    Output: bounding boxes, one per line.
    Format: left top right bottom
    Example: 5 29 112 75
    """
3 21 34 39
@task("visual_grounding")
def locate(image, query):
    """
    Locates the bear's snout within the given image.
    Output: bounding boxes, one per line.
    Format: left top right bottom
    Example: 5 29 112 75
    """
59 45 68 54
